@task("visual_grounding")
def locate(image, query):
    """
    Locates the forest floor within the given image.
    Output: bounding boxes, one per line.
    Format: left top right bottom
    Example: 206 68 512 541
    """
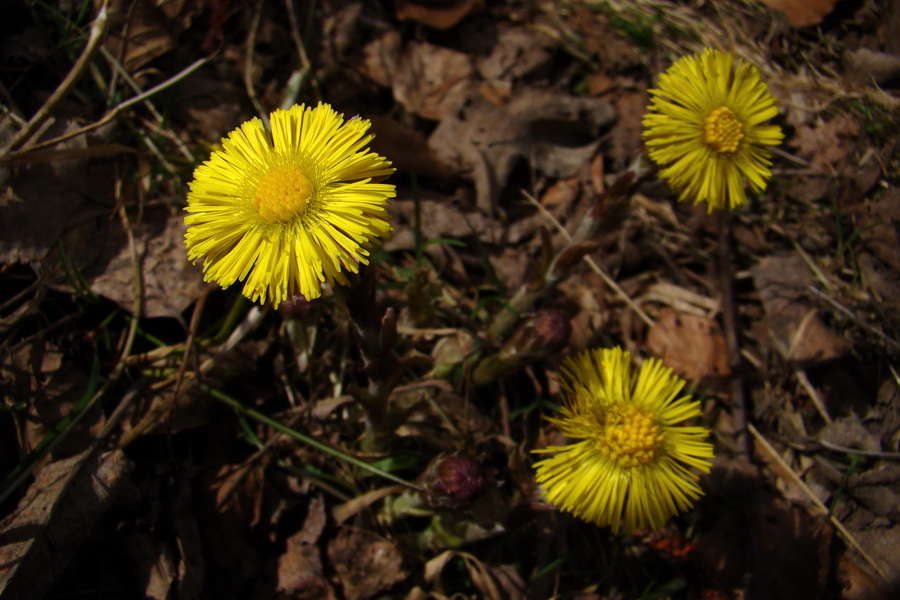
1 1 899 599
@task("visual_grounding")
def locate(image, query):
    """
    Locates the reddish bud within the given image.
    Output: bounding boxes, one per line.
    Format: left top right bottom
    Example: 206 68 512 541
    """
420 453 485 509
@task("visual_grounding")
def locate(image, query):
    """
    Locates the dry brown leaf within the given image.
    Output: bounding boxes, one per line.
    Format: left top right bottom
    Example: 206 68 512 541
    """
646 307 729 381
758 0 838 26
790 113 861 170
122 532 178 600
1 342 103 460
0 450 132 600
368 115 449 179
362 31 475 120
104 0 200 74
277 496 334 599
395 0 485 29
424 551 525 600
837 551 895 600
475 26 556 82
327 527 408 600
428 88 614 212
750 254 852 364
86 208 206 318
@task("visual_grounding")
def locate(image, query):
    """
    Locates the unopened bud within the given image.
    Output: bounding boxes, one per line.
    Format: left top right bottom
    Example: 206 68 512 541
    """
420 453 485 508
473 309 571 385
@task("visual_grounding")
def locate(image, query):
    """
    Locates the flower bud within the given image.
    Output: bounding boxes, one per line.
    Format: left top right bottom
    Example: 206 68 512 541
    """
473 309 571 385
420 453 485 509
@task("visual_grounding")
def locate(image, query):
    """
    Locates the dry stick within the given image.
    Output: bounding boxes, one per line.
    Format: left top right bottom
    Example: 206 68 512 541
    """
3 1 110 153
100 46 196 162
718 209 751 459
748 423 890 581
524 191 654 328
3 191 145 502
2 57 209 159
244 0 267 123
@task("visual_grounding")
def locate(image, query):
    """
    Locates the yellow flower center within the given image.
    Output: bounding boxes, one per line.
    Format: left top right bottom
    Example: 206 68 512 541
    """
703 106 744 154
253 165 314 223
599 404 663 468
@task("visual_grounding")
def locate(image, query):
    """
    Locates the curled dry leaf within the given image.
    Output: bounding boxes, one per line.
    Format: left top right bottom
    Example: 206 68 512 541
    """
758 0 838 26
394 0 485 29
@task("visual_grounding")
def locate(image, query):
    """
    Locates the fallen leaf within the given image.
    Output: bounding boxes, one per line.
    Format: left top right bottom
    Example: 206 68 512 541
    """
362 31 475 120
475 25 556 82
646 307 729 381
758 0 838 26
277 496 333 598
85 207 206 318
0 450 132 600
750 254 852 364
693 457 830 598
327 527 408 600
428 88 614 212
368 115 449 179
790 113 861 170
395 0 485 29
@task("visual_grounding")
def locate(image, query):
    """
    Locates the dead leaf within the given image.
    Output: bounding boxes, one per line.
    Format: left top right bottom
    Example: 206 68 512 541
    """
790 113 861 170
758 0 838 26
750 254 852 364
86 208 206 318
0 450 132 600
428 88 614 212
837 551 894 600
104 0 200 74
368 115 449 179
424 550 525 600
362 31 475 120
395 0 485 29
646 307 729 381
327 527 408 600
277 496 333 599
122 532 178 600
475 25 556 82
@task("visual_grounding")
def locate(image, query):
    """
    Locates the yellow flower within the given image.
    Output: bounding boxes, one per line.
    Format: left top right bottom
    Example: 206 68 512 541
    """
184 103 395 304
642 48 783 211
533 347 714 534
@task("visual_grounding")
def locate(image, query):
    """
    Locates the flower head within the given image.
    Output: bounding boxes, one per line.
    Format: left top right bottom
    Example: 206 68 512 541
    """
642 48 783 211
533 347 714 534
184 103 395 304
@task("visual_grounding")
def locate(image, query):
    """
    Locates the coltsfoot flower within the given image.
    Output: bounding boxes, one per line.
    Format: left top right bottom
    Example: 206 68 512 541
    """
642 48 783 211
184 103 395 304
533 347 714 534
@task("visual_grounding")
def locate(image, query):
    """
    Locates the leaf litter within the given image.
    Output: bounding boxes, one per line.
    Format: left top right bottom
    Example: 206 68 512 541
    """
1 0 899 599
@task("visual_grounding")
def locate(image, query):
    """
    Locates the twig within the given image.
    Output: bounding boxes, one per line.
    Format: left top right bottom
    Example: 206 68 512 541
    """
748 423 889 581
3 1 110 153
794 368 833 424
526 191 655 328
2 57 209 158
808 286 900 354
